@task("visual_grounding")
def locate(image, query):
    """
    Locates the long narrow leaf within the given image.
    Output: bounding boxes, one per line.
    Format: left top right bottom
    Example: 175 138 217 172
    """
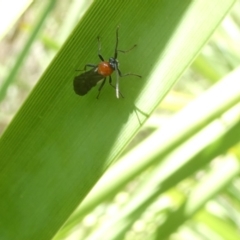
0 0 236 239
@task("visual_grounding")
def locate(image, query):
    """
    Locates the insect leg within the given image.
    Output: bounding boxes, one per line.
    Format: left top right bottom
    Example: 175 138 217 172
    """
109 75 124 98
97 78 106 99
84 64 97 71
97 36 104 61
117 68 142 78
76 64 97 72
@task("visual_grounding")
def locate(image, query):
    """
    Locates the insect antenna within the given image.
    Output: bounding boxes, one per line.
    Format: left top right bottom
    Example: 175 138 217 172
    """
97 36 104 61
114 26 120 59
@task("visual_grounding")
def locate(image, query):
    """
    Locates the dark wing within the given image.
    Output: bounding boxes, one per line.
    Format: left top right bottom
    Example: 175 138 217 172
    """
73 69 104 96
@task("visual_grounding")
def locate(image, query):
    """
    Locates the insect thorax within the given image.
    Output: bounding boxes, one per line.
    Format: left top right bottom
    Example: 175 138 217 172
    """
109 57 118 70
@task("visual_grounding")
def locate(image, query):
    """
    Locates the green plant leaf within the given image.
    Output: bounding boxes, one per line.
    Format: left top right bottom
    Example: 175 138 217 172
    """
0 1 56 102
0 0 236 239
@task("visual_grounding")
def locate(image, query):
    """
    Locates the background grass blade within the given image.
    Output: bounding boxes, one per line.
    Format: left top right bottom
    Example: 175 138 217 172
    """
0 0 56 102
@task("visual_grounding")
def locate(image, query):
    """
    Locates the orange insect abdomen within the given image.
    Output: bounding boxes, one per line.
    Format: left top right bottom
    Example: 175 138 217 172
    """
97 61 114 76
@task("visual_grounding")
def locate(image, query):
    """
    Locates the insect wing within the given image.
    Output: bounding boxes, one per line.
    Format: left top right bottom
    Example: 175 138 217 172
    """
73 69 104 96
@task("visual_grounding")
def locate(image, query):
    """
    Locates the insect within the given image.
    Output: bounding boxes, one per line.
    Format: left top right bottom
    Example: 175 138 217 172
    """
73 27 141 98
